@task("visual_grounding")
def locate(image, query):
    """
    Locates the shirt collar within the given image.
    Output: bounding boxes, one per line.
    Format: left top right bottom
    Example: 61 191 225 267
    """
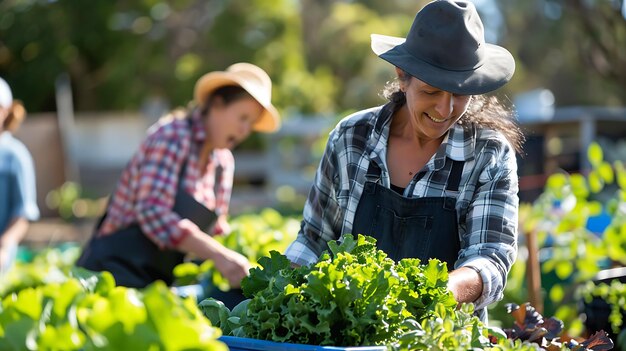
442 123 476 161
366 103 395 167
367 104 477 170
432 123 476 169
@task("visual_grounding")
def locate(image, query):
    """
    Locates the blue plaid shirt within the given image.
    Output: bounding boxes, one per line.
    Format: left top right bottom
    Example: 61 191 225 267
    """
285 104 519 312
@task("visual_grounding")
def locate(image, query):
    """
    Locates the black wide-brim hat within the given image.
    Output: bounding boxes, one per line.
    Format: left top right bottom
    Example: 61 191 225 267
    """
371 0 515 95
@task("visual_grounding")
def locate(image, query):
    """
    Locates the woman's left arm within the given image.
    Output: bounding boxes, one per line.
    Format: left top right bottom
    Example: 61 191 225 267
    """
1 146 39 272
456 139 519 309
0 217 28 272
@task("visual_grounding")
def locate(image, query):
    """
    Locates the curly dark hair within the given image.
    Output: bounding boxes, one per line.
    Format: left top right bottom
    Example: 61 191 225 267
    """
382 74 525 154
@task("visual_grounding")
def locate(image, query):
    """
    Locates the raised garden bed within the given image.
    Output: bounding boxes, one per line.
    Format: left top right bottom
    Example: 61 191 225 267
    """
219 336 386 351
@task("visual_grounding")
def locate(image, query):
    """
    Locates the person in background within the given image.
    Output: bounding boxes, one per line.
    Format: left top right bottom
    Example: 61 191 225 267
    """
0 77 40 275
77 63 281 289
285 0 524 322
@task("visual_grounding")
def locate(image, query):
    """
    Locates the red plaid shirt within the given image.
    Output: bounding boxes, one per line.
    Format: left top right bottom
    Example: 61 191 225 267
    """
98 110 234 248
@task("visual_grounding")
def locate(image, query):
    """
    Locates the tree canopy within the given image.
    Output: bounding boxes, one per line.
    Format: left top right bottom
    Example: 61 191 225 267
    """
0 0 624 117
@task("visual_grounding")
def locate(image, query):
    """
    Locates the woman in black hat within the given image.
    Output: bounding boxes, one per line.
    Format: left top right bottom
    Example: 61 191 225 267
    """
285 0 524 321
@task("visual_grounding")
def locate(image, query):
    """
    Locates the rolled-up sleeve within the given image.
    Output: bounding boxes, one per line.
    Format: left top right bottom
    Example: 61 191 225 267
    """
285 129 344 266
457 140 519 310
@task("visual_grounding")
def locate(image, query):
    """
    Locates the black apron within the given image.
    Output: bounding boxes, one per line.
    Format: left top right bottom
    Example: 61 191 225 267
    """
351 159 463 270
76 125 217 288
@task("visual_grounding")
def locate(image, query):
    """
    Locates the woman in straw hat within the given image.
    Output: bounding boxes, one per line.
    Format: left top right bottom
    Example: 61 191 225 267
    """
77 63 280 291
0 77 40 275
285 0 524 321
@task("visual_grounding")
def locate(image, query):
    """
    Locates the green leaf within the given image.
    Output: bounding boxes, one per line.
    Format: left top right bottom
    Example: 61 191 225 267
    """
70 267 114 294
328 233 357 258
198 298 230 329
260 208 284 228
555 261 573 280
548 284 564 303
241 251 293 297
2 317 37 350
11 288 44 320
569 173 589 199
599 161 615 184
172 262 200 285
588 170 604 193
142 282 222 350
545 173 568 198
37 323 86 350
587 142 603 167
109 287 147 333
44 280 83 321
227 299 250 333
587 201 603 217
422 259 449 288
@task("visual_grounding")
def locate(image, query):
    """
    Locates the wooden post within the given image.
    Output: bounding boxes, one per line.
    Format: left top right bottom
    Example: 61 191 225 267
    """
525 229 543 313
55 73 80 183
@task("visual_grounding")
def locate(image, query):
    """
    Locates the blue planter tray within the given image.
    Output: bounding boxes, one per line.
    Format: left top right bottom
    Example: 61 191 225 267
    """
219 336 388 351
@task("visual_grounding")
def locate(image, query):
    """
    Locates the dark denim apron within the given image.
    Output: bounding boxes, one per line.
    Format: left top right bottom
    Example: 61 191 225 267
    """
351 159 463 269
77 120 217 288
76 165 216 288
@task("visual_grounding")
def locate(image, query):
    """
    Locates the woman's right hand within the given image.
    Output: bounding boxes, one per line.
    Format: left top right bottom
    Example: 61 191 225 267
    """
178 218 251 288
212 248 251 288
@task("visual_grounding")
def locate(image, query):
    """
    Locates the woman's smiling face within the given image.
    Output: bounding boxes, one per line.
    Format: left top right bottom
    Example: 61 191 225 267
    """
400 72 472 142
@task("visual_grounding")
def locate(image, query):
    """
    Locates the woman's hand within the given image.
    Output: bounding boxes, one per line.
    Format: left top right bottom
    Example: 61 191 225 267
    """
0 241 18 275
0 218 27 275
213 215 231 236
447 266 483 305
178 218 250 288
211 248 251 288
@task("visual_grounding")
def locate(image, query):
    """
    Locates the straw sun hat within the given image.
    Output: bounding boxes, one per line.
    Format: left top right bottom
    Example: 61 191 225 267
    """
371 0 515 95
194 63 280 133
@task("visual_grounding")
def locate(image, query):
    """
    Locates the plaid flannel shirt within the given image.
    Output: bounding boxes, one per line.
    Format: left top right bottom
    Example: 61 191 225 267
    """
98 111 234 248
285 103 519 311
